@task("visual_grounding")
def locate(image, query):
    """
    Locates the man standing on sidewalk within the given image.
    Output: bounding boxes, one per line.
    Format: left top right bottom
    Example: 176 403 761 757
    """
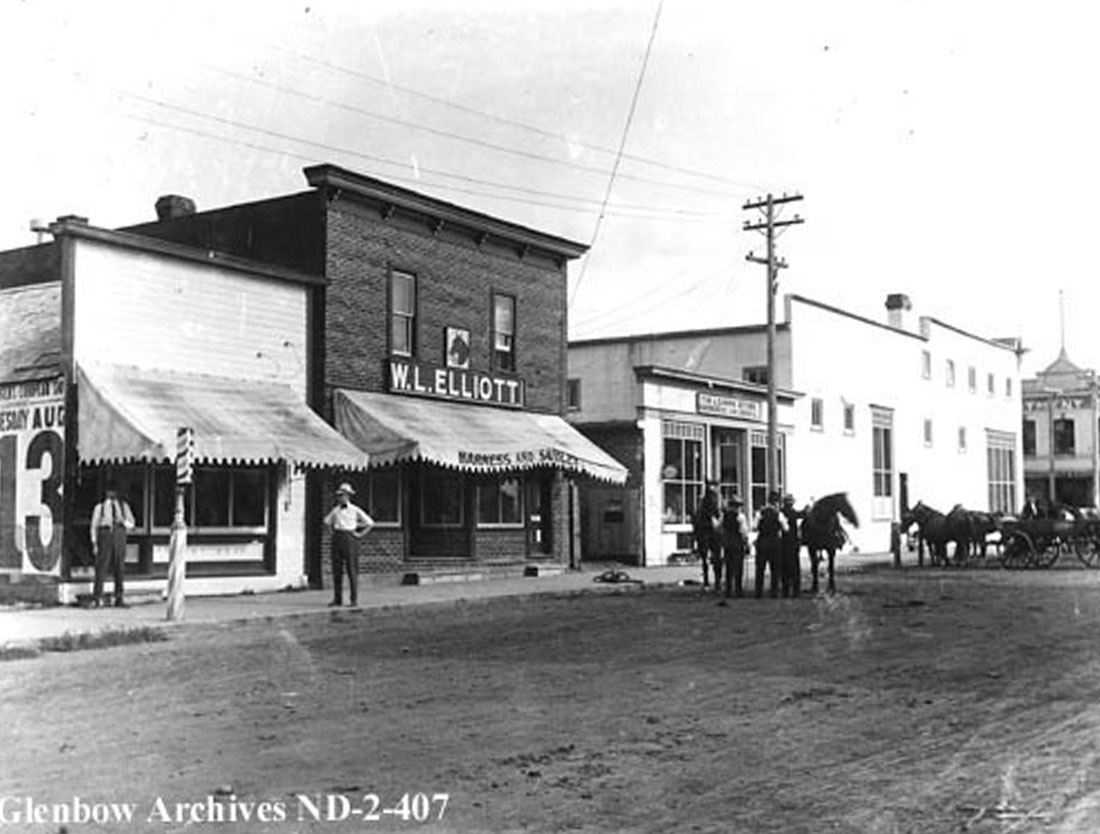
753 490 787 599
323 482 374 607
90 482 135 608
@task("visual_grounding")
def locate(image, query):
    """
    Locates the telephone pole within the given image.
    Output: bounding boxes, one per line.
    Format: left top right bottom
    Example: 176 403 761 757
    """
743 193 804 502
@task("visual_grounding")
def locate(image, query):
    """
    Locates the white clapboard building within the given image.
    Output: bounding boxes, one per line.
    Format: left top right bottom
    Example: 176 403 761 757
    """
567 293 1024 564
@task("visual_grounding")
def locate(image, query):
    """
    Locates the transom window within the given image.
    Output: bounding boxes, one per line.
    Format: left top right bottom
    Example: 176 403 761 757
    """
390 270 417 356
493 293 516 372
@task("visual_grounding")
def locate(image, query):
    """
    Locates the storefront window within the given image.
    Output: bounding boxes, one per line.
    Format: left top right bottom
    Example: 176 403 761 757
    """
477 476 523 525
749 431 785 511
195 469 231 527
151 465 268 530
153 466 190 528
662 421 704 525
421 468 463 527
368 468 401 524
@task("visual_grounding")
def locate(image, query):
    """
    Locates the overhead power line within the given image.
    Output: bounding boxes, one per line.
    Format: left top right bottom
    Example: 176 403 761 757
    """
197 61 744 201
113 103 730 226
113 93 731 223
569 0 663 311
266 43 765 192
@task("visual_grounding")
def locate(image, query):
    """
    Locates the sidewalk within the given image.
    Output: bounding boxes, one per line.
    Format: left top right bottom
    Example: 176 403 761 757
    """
0 552 894 649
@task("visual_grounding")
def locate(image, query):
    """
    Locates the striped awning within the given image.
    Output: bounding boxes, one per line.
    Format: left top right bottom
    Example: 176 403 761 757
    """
77 363 369 470
334 388 627 484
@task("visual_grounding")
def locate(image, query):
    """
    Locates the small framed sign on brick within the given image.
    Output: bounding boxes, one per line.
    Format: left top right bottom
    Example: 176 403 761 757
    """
445 327 471 369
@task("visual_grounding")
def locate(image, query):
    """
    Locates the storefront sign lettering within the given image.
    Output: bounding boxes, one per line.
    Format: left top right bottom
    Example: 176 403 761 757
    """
457 447 580 469
696 392 762 421
0 377 65 574
389 358 525 408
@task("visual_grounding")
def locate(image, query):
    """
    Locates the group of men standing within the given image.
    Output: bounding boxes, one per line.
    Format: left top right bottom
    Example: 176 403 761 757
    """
693 484 804 600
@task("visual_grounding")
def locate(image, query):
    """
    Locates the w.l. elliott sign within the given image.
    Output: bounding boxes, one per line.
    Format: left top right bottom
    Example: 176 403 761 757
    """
388 358 525 408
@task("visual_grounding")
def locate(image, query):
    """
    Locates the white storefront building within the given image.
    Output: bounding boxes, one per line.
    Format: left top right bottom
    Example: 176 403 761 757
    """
568 293 1024 564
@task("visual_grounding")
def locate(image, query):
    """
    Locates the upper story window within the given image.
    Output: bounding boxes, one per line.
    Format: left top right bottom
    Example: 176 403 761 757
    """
921 350 931 379
1054 418 1076 455
1022 419 1036 456
1006 377 1013 398
958 426 967 452
566 378 582 411
390 270 417 356
843 403 855 434
810 398 824 430
987 373 995 396
493 293 516 373
945 359 956 387
743 366 769 385
967 366 977 393
923 418 933 446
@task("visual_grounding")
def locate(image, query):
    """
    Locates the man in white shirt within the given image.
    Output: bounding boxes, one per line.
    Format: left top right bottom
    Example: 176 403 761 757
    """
323 482 374 607
89 482 135 608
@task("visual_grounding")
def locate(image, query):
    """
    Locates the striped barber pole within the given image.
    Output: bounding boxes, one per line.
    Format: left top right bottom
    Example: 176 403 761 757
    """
176 426 194 485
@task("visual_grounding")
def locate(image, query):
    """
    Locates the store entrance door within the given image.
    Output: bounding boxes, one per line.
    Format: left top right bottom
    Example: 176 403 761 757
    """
713 428 746 505
526 477 553 557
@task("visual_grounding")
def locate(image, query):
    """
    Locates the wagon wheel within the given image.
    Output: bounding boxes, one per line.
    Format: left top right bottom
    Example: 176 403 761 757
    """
1076 535 1100 568
1033 537 1062 569
1001 530 1034 570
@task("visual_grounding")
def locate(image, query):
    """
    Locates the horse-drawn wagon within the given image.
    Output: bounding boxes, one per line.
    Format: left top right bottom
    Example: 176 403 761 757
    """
999 511 1100 570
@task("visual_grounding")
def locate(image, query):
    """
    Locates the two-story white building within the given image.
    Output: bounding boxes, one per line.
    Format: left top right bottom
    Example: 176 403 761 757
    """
568 292 1025 564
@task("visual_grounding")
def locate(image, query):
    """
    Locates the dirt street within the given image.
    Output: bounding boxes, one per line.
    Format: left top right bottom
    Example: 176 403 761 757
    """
4 567 1100 833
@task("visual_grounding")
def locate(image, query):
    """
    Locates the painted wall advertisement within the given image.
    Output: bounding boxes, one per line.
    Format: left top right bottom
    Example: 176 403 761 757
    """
0 376 65 575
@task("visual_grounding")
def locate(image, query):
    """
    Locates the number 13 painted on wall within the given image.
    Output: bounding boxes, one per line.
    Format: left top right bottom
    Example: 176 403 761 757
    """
0 430 64 572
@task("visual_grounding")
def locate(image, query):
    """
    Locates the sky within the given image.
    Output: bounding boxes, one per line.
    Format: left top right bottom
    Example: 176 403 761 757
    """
0 0 1096 378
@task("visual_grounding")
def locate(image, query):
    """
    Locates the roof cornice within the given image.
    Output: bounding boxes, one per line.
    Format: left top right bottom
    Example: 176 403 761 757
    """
304 164 588 261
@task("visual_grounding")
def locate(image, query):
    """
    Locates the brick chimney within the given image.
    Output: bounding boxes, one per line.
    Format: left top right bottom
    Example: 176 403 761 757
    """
155 195 196 221
885 293 912 329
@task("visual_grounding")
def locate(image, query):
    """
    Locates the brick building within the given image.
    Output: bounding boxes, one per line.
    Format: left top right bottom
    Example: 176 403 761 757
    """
127 165 626 585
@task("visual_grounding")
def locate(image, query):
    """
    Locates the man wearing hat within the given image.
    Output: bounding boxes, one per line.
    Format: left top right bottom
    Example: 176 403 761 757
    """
323 482 375 607
719 493 751 599
753 489 787 598
779 493 804 598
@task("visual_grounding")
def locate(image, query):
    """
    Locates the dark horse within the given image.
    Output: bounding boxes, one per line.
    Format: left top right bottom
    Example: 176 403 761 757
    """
801 493 859 594
900 501 972 566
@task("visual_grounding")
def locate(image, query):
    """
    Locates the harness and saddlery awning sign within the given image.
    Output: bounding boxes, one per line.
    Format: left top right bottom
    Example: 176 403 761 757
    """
388 357 525 408
334 387 628 484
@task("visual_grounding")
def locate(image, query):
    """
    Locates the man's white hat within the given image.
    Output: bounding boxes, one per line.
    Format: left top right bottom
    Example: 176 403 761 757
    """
336 482 355 495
